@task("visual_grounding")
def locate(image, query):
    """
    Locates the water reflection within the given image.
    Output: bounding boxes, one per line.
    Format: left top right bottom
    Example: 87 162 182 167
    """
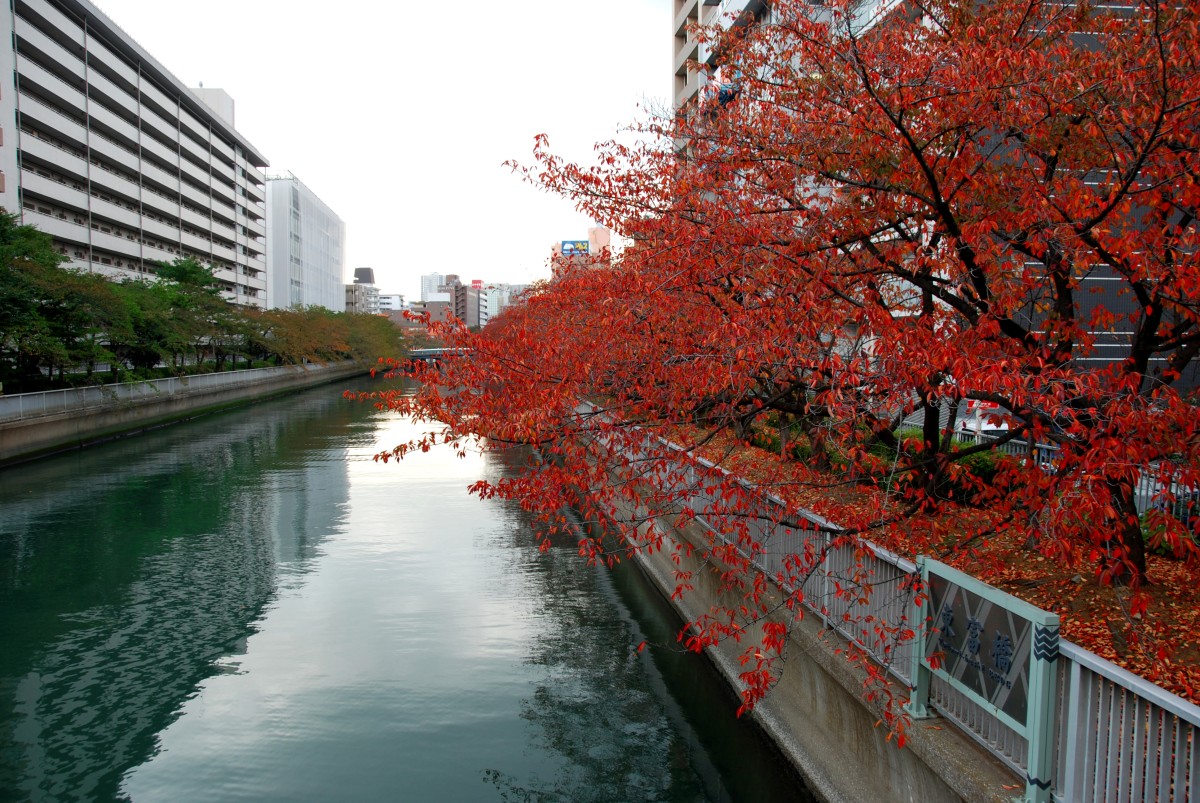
0 379 810 802
0 384 365 800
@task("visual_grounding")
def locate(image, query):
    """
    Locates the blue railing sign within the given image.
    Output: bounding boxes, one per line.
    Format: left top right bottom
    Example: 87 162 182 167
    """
907 558 1060 803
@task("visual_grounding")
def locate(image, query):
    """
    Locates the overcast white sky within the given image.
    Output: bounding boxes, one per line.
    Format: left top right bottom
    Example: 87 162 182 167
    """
91 0 672 299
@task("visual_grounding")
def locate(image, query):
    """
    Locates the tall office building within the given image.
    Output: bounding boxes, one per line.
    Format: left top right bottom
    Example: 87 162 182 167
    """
265 172 346 310
0 0 270 305
419 272 445 302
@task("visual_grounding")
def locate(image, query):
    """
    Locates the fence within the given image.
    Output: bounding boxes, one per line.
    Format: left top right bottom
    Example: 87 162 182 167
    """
598 417 1200 802
0 364 344 425
953 429 1198 528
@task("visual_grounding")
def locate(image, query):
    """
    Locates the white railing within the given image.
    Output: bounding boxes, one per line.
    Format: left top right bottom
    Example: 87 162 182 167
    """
596 415 1200 802
0 363 352 425
953 430 1198 526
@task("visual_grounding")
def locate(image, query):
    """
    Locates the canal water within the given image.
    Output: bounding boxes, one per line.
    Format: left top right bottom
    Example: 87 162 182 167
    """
0 377 812 802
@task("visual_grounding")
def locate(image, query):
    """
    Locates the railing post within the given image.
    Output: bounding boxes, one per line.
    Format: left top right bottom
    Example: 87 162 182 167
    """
1024 620 1060 802
906 556 935 719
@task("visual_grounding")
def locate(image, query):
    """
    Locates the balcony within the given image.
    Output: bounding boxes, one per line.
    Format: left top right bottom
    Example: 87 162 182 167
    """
89 163 140 201
140 188 179 219
211 136 234 162
87 70 137 117
20 134 87 180
141 160 180 194
211 241 237 262
15 17 84 81
19 169 88 213
140 106 178 145
18 57 85 113
141 216 180 243
19 0 84 47
140 132 177 166
90 228 141 259
180 133 208 164
89 132 138 172
18 96 86 147
211 215 236 239
88 102 138 147
179 181 208 208
181 230 211 253
89 196 140 229
143 243 180 265
211 177 235 206
20 209 88 244
180 157 210 187
139 79 175 118
85 36 135 87
210 194 236 220
179 108 207 143
180 205 209 230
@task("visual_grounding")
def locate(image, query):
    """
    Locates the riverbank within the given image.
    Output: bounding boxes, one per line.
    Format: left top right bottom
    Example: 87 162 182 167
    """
0 361 368 467
621 507 1019 803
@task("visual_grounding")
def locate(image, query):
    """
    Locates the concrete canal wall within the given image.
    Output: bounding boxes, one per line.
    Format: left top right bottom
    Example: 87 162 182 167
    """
0 362 368 467
627 516 1020 803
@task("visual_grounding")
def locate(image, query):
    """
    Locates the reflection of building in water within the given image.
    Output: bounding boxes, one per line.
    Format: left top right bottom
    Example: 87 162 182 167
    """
0 387 355 799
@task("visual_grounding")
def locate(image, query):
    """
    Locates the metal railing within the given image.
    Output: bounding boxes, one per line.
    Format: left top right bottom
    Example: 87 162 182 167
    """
598 418 1200 802
0 364 349 425
953 430 1198 527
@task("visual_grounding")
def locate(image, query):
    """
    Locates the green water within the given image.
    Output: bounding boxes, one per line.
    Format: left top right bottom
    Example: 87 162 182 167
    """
0 378 811 802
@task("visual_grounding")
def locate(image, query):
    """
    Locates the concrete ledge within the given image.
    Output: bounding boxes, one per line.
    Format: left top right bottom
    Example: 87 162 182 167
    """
0 362 367 467
629 518 1021 803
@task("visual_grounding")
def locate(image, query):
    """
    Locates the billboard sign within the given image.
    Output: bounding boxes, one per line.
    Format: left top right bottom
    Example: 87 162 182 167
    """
561 240 589 256
471 279 483 289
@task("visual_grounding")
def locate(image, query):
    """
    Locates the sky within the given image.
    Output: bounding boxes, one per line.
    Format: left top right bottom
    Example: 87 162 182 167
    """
91 0 673 299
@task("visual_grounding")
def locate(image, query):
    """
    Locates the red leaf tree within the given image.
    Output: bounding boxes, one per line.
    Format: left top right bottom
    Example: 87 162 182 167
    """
368 0 1200 717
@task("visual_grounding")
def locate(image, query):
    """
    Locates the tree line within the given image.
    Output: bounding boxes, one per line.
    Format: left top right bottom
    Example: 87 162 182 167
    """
0 211 408 394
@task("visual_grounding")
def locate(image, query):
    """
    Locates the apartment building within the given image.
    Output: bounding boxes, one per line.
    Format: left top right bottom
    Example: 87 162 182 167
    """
345 268 379 315
265 172 345 311
672 0 723 108
0 0 270 305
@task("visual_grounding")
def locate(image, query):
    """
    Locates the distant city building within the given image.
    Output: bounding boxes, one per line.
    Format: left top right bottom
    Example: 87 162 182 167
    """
345 266 379 314
420 273 445 302
378 293 405 313
345 282 379 315
480 282 530 323
265 172 346 310
552 226 612 272
0 0 270 305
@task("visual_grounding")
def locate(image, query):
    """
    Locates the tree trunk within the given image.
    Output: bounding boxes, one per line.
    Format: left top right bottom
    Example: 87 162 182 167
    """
1108 479 1149 585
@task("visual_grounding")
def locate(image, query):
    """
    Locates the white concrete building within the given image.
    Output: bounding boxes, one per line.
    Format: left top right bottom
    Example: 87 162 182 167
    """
419 273 445 302
265 172 346 310
378 293 404 312
0 0 270 305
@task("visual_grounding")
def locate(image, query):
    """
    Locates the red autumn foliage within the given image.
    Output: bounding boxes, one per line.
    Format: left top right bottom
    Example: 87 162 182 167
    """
362 0 1200 722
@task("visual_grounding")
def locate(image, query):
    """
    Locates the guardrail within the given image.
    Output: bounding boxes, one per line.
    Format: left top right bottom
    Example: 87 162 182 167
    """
593 415 1199 802
0 364 350 425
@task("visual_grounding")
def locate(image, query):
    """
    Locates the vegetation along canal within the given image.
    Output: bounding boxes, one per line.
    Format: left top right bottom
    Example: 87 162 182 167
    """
0 376 811 802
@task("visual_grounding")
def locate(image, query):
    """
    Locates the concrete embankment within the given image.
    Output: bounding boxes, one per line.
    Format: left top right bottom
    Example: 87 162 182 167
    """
0 362 368 467
627 516 1021 803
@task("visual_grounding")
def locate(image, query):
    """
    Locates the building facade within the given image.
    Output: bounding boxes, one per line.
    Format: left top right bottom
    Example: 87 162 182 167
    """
345 268 379 315
0 0 270 305
265 172 345 310
378 293 404 313
419 272 444 302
